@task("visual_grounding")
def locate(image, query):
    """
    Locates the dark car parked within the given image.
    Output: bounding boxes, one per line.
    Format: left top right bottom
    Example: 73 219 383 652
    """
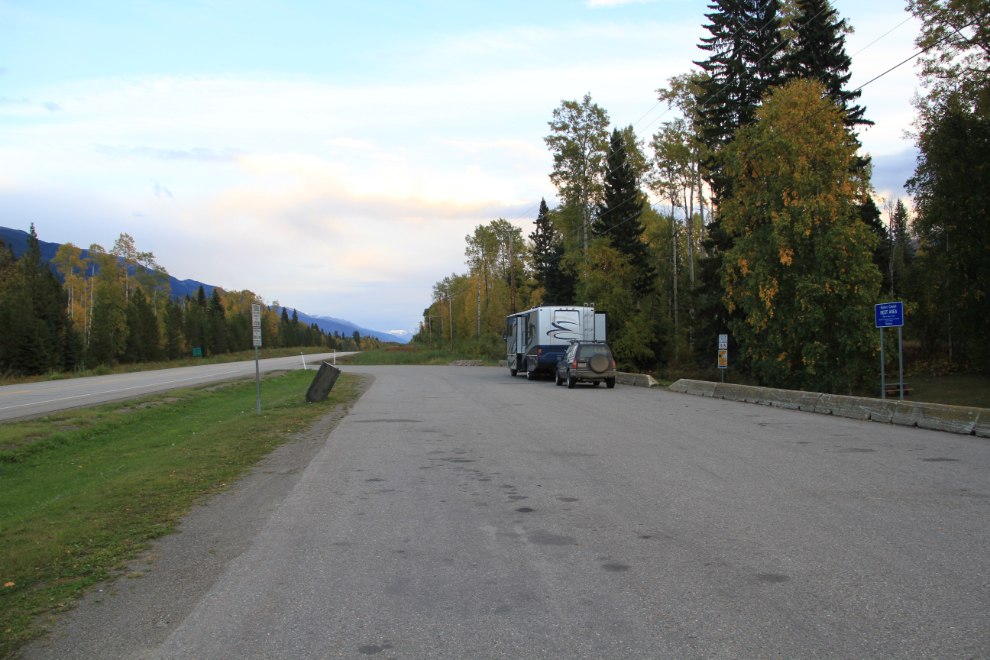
555 341 617 389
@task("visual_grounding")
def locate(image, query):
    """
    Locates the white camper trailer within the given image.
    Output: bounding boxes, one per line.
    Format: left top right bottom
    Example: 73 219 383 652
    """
505 305 607 378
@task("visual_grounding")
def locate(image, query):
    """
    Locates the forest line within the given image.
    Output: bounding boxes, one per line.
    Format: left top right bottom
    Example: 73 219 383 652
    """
416 0 988 393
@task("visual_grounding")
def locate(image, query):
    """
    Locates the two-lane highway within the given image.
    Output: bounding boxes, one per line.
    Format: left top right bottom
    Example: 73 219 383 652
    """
0 352 355 422
28 364 988 659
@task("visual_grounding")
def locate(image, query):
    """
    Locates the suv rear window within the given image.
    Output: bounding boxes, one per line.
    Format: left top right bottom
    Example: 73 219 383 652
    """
577 345 610 359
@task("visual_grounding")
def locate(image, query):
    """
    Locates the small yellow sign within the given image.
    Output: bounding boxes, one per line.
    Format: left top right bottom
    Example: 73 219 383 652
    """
718 350 728 368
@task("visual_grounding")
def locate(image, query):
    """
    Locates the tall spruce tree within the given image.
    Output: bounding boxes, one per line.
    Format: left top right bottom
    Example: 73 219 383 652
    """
783 0 870 130
163 298 185 360
695 0 785 193
0 227 80 374
592 129 655 298
693 0 786 368
207 288 229 354
530 199 575 305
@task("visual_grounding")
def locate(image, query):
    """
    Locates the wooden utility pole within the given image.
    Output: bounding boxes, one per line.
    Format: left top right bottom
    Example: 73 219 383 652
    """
448 293 453 351
509 230 516 314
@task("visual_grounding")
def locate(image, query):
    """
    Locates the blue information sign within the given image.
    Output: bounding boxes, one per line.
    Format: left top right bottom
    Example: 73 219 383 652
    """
875 302 904 328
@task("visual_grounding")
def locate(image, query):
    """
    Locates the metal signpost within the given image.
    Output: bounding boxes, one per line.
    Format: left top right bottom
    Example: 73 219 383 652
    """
252 303 262 414
875 302 904 400
718 334 728 382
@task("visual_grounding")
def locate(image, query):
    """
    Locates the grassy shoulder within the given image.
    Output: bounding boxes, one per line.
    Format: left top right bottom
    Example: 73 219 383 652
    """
0 346 335 388
652 366 989 409
337 342 501 366
0 369 364 658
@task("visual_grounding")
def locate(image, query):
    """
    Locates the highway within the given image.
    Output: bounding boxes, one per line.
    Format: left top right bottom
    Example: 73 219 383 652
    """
0 352 354 422
23 365 990 659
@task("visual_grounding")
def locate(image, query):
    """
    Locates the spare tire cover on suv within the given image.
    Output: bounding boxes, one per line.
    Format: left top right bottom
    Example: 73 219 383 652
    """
589 353 610 374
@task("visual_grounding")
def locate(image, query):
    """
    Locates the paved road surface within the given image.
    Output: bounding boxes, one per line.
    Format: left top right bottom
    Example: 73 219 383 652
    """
0 352 354 422
28 366 990 659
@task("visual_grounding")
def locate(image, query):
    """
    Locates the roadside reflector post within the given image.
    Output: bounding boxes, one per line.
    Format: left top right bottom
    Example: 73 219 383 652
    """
252 303 263 414
301 352 307 370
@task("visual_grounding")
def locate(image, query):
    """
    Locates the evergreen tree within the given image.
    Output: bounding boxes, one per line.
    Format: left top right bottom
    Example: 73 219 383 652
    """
695 0 786 196
207 288 229 354
783 0 870 129
280 307 291 347
163 298 185 360
592 129 655 298
184 291 208 355
530 199 575 305
907 102 990 371
693 0 786 369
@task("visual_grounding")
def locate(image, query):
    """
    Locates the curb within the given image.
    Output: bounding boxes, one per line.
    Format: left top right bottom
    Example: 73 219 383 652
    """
449 360 483 367
668 379 990 438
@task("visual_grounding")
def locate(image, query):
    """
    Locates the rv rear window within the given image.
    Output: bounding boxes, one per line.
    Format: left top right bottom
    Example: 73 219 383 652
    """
577 345 610 358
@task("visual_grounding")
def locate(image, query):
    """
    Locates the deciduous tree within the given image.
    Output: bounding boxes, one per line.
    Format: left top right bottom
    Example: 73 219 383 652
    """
720 79 880 392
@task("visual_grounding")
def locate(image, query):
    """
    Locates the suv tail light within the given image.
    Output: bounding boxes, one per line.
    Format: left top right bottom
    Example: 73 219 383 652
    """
572 360 578 368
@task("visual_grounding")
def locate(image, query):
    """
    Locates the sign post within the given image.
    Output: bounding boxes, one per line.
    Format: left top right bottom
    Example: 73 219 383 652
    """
718 334 728 382
252 303 262 414
875 302 904 401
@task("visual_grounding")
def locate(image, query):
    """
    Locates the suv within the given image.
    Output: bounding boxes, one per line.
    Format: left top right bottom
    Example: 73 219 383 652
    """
555 341 617 389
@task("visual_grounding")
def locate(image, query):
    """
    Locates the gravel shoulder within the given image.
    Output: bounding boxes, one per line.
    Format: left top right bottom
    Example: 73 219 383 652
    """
21 374 375 660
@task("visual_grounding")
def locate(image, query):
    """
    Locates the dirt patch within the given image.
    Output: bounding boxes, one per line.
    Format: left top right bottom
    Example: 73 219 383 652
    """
20 374 375 660
116 397 183 412
203 380 248 392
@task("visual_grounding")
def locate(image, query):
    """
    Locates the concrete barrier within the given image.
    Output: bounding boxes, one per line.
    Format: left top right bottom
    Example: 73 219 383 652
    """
759 386 822 411
712 382 746 401
894 401 980 435
815 393 874 420
449 360 483 366
976 410 990 438
668 378 990 438
616 372 658 388
685 380 718 397
498 360 508 368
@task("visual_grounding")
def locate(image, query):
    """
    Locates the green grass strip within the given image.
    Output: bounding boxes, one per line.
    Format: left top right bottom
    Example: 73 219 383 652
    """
342 346 499 366
0 370 363 658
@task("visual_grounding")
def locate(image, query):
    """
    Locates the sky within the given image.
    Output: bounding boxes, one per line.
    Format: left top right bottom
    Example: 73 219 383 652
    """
0 0 923 337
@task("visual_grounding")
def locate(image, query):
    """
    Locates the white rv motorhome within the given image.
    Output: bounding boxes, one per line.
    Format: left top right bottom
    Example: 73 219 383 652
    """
505 305 607 378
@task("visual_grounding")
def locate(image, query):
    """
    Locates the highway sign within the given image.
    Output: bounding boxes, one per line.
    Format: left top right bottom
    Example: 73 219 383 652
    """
875 302 904 328
718 334 728 350
253 327 262 348
251 303 262 328
718 350 728 368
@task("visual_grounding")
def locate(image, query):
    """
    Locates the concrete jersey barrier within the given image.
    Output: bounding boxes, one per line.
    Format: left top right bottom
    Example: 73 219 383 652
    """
669 379 990 438
616 372 659 388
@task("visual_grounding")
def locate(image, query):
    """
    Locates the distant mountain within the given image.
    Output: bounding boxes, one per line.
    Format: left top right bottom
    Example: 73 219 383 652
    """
0 225 409 344
284 311 409 344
